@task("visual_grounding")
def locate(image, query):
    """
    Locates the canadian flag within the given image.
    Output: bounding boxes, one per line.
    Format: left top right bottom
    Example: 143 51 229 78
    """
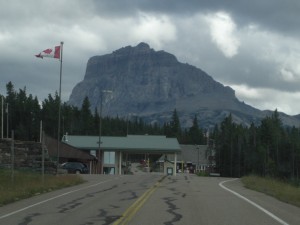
35 45 60 59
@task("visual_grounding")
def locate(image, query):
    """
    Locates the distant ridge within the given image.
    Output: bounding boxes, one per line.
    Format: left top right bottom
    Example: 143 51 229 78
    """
68 42 300 128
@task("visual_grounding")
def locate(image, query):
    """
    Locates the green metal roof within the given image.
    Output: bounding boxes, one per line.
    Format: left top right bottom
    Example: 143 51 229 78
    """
62 135 181 153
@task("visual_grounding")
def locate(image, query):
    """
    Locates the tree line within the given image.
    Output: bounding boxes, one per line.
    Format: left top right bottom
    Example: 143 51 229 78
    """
1 81 299 180
0 82 205 144
212 112 300 180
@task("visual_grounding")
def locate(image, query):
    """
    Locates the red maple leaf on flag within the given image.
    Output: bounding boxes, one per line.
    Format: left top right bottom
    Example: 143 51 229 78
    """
35 45 61 59
43 48 53 54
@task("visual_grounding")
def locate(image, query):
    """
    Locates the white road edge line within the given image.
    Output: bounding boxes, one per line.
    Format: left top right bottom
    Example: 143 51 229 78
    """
219 179 289 225
0 176 121 220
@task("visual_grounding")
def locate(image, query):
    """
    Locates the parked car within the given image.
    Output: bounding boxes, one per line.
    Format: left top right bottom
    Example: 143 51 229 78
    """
60 162 89 174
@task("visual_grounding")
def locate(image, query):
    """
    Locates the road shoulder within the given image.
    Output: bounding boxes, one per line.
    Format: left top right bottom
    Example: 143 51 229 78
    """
222 178 300 225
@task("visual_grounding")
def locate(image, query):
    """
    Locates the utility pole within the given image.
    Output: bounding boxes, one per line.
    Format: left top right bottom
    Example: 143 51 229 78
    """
1 96 3 139
6 103 8 138
11 130 14 183
98 90 112 174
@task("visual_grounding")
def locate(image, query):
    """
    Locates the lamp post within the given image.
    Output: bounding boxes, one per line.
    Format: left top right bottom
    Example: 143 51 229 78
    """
98 90 112 174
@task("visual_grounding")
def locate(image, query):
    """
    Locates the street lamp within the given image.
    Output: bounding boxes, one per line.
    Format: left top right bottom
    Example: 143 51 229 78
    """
98 90 112 174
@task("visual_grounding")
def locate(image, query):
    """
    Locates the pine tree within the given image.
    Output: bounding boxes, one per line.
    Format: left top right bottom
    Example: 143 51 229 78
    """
41 93 60 138
189 115 203 144
80 96 93 135
169 109 181 139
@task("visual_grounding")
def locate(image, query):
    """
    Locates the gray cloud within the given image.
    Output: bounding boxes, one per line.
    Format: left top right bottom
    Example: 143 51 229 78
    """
92 0 300 34
1 0 300 115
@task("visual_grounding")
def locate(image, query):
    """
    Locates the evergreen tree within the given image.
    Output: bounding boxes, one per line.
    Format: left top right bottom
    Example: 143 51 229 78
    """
93 107 100 135
5 82 16 138
26 95 41 141
80 96 93 135
62 103 80 135
259 110 284 177
189 115 204 144
218 114 235 176
169 109 181 139
41 93 60 138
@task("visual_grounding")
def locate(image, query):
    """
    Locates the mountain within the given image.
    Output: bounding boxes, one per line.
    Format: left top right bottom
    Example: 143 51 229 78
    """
68 42 300 128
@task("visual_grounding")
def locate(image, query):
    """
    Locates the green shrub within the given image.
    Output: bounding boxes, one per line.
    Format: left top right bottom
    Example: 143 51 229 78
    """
196 170 209 177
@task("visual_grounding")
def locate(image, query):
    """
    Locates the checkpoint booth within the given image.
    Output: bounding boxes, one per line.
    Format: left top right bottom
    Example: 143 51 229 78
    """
62 134 181 176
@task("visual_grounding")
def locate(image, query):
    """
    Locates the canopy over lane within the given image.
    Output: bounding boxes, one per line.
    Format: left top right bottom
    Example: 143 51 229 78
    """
62 135 181 153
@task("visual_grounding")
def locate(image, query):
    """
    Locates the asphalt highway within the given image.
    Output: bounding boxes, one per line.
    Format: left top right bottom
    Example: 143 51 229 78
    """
0 174 299 225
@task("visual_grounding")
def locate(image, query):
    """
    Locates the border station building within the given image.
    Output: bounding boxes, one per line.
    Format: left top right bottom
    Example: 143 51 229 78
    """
62 134 181 176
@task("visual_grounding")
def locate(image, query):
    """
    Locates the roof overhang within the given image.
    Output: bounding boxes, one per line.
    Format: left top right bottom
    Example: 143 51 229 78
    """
62 135 181 154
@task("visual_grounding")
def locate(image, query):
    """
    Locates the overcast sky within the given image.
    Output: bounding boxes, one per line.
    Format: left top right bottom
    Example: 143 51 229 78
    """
1 0 300 115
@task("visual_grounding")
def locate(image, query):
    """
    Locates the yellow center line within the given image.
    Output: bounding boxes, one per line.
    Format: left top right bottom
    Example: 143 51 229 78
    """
113 176 166 225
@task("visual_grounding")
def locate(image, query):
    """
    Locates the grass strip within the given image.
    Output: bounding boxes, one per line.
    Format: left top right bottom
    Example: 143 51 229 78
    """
0 169 85 206
241 175 300 208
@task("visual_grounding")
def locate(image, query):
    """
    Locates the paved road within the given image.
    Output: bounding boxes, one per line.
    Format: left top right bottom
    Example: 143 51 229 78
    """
129 175 300 225
0 174 299 225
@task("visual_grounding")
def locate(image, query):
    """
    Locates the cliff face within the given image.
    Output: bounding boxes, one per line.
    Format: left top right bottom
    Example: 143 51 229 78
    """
68 43 299 127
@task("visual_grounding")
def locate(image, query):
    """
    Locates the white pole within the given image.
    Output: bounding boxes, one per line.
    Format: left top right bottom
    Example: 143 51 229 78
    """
56 41 63 172
11 130 14 182
42 131 45 183
1 96 3 139
6 103 8 138
174 152 177 176
98 91 103 174
119 151 122 175
99 90 113 174
40 120 42 143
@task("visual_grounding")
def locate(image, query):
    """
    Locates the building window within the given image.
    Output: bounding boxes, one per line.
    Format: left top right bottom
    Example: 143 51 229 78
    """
104 151 115 164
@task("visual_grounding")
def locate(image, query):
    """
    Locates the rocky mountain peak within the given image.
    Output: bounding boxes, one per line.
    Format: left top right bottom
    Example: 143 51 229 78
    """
68 43 300 128
136 42 151 51
113 42 153 55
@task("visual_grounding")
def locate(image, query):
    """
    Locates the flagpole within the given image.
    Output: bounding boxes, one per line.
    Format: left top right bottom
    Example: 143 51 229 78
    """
6 103 8 138
1 96 3 139
57 41 63 172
